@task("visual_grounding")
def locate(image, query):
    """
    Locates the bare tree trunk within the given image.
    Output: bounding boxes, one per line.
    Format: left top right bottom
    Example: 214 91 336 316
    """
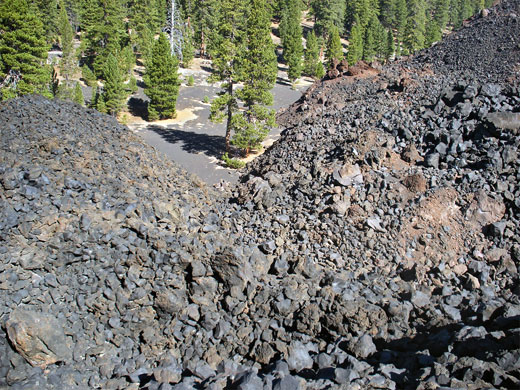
200 30 206 58
225 80 233 153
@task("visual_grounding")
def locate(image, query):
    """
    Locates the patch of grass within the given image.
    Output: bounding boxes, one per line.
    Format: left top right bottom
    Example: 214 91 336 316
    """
118 113 130 125
222 153 245 169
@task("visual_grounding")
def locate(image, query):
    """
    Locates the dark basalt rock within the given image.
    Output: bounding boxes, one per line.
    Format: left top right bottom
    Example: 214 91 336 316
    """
1 0 520 388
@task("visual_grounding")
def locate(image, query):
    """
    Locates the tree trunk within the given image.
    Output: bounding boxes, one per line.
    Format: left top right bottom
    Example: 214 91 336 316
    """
200 30 206 58
225 80 233 153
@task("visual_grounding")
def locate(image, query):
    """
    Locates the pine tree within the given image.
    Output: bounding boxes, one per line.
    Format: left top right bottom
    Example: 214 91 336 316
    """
129 0 160 35
384 28 395 61
394 0 407 41
363 18 379 62
144 33 180 121
194 0 220 58
137 26 155 64
372 16 387 60
311 0 346 37
379 0 396 27
128 0 161 63
425 19 442 46
81 65 97 87
460 0 475 22
80 0 104 58
209 0 248 152
73 82 84 105
102 53 126 115
62 0 82 32
433 0 450 31
90 84 101 109
280 0 304 81
32 0 59 43
58 1 76 87
403 0 426 54
325 25 343 68
0 0 51 100
347 16 363 65
234 0 277 154
153 0 167 29
82 0 128 77
304 30 324 79
182 25 195 68
118 45 136 80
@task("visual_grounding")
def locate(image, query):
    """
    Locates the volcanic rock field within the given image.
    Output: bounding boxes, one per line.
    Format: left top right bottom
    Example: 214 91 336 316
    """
1 1 520 389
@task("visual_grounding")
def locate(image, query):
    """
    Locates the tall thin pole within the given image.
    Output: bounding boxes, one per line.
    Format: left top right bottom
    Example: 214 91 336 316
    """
168 0 184 60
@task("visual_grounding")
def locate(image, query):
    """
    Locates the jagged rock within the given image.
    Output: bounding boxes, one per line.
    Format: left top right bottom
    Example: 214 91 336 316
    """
332 163 363 186
1 0 520 388
6 309 72 369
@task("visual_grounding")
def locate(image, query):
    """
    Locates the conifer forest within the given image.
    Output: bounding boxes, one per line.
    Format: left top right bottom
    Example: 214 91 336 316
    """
0 0 488 156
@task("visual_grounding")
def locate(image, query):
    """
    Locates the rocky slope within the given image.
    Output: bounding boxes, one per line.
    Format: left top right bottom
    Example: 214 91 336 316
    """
1 1 520 389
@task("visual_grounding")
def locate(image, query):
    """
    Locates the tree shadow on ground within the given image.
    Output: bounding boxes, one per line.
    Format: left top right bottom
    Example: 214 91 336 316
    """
147 125 226 159
276 72 292 86
128 97 148 120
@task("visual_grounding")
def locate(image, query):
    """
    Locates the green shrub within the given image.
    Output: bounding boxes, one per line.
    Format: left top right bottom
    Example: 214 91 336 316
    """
126 76 138 94
203 95 210 104
187 75 195 86
81 65 97 87
222 152 245 169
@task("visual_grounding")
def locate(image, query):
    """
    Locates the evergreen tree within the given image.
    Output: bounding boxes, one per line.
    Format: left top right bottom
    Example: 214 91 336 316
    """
363 27 374 62
102 53 126 115
182 25 195 68
384 28 395 61
433 0 450 31
128 0 161 62
55 80 74 100
209 0 248 152
58 0 76 91
394 0 407 40
354 0 379 28
425 18 442 46
82 0 128 77
137 26 155 64
234 0 277 154
347 16 363 65
73 82 84 105
304 30 324 79
379 0 396 27
460 0 475 22
403 0 426 54
32 0 59 43
194 0 220 57
0 0 51 100
81 65 97 87
325 25 343 68
311 0 346 37
280 0 304 81
90 84 101 109
372 15 387 59
153 0 167 29
118 45 136 80
80 0 104 58
62 0 82 32
129 0 160 34
144 33 180 120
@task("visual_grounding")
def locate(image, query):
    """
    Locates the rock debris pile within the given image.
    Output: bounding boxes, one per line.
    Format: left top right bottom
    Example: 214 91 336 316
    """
1 0 520 389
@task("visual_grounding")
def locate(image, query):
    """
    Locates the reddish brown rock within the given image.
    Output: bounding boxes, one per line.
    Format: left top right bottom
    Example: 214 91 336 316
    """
6 308 72 368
